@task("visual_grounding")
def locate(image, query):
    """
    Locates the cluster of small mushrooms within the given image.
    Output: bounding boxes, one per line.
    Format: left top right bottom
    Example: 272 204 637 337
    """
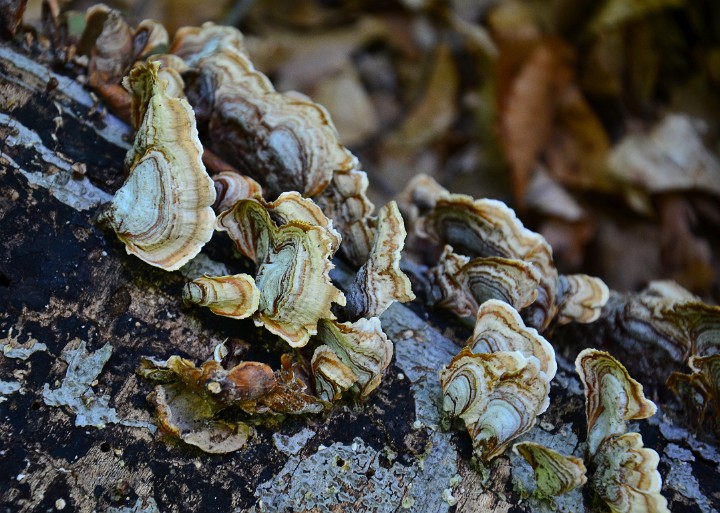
35 3 720 511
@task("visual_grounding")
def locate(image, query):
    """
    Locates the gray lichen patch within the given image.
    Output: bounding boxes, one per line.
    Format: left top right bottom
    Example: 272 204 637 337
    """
42 340 155 431
665 460 716 513
0 112 113 211
0 380 22 402
272 427 316 455
177 253 231 281
254 437 415 512
1 328 48 360
383 303 457 427
107 498 160 513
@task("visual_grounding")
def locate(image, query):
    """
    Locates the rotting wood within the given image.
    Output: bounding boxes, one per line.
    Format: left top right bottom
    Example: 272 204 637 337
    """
1 41 718 513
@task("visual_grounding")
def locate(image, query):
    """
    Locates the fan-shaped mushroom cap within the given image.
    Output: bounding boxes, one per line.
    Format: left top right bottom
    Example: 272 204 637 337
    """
212 171 263 213
343 202 415 320
312 317 393 401
440 348 549 461
429 246 475 317
311 347 358 403
216 198 345 347
170 22 246 63
169 23 358 198
617 281 720 363
469 300 557 381
315 169 375 266
102 62 216 271
575 349 657 456
592 433 670 513
80 5 133 89
513 442 587 496
263 192 341 253
430 247 541 317
183 274 259 319
556 274 610 325
421 194 557 331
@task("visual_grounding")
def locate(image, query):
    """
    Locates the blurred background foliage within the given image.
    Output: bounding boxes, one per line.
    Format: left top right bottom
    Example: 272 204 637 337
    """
24 0 720 300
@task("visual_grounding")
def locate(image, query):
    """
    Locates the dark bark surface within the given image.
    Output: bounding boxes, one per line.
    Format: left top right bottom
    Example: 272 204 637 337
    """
1 41 718 513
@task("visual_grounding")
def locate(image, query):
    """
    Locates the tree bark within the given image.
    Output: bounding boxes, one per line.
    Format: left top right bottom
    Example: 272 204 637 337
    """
1 41 718 513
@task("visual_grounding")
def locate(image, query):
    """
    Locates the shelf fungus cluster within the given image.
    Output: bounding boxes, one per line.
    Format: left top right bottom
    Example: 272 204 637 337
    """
137 343 322 454
577 349 669 513
87 12 414 452
510 350 668 513
403 175 609 333
596 281 720 432
440 300 555 461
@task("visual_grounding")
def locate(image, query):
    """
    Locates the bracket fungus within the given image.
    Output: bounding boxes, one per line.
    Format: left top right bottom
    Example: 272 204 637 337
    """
101 62 216 271
512 442 587 497
169 22 358 199
410 179 609 331
575 349 657 457
429 248 541 318
668 354 720 428
216 197 345 347
440 348 549 461
592 433 670 513
468 300 557 381
182 274 260 319
574 350 669 513
343 202 415 320
311 318 393 402
211 171 263 213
